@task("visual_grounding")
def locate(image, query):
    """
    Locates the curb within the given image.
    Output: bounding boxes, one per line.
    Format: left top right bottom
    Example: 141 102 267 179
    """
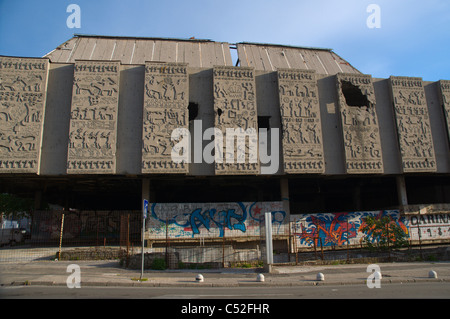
2 277 446 288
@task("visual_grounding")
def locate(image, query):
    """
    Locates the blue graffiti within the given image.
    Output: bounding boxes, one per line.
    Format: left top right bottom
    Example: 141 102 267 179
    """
150 202 284 238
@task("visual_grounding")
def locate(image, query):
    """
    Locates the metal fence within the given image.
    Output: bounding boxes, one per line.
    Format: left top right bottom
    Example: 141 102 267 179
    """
1 209 449 266
0 210 141 263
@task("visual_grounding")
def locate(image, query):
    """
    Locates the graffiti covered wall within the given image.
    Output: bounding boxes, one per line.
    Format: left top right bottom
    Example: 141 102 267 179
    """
292 208 450 250
146 201 288 239
292 210 406 249
408 213 450 242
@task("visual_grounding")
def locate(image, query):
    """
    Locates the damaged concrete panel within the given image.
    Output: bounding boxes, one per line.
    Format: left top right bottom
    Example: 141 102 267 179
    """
142 62 189 174
438 80 450 141
336 73 384 174
0 56 50 173
389 76 436 172
277 68 324 173
67 60 120 174
213 66 260 175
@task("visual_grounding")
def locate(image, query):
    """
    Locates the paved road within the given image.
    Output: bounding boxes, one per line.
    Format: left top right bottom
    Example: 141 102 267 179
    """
1 282 449 299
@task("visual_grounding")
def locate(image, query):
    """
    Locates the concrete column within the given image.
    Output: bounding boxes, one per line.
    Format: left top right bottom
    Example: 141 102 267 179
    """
396 175 408 207
280 177 290 215
280 177 291 257
141 178 150 209
34 190 42 210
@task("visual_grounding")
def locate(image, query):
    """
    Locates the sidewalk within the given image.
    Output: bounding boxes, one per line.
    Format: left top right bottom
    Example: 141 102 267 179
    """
1 260 449 287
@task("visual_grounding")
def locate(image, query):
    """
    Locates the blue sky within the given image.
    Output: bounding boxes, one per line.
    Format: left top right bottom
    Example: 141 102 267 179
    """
0 0 449 81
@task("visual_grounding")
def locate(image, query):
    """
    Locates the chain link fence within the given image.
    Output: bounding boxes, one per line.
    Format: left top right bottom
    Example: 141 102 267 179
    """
0 210 141 263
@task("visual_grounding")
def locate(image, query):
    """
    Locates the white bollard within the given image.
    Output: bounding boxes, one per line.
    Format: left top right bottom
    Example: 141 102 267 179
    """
196 274 204 282
374 271 382 280
257 274 265 282
429 270 437 279
316 273 325 281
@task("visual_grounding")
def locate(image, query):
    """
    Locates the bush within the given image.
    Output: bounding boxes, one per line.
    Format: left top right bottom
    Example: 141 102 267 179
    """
151 257 167 270
361 216 408 251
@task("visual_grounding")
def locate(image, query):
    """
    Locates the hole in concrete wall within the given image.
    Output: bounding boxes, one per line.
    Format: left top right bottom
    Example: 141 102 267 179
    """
188 102 199 121
230 45 239 66
217 108 223 118
340 80 370 107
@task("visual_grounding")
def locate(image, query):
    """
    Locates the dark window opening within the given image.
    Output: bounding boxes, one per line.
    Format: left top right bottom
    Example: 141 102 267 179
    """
258 116 271 131
217 108 223 120
188 102 199 121
341 80 370 107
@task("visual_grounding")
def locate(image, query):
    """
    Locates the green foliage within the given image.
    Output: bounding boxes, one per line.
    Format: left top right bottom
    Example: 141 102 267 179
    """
361 216 408 251
0 193 34 218
151 257 167 270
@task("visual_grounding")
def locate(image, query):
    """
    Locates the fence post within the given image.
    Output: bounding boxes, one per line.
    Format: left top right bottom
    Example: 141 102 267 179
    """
165 217 169 268
141 199 148 280
346 216 349 263
58 213 65 260
319 237 324 260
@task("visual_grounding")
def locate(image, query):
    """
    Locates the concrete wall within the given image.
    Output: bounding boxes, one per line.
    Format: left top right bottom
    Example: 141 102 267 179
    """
2 58 450 177
146 201 288 240
291 204 450 250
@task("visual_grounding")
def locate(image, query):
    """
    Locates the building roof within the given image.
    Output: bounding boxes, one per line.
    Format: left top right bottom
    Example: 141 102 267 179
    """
44 34 233 67
44 34 360 74
236 42 360 74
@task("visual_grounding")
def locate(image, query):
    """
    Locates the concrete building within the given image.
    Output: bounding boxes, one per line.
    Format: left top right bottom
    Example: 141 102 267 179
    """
1 35 449 256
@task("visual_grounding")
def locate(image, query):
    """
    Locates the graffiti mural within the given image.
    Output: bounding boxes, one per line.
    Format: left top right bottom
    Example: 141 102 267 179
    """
292 210 409 249
147 202 287 239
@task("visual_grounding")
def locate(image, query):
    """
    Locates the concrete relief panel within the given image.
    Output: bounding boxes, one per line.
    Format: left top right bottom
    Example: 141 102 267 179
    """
67 60 120 174
142 62 189 174
0 57 49 173
277 68 324 173
438 80 450 141
213 66 260 175
390 76 436 172
336 73 383 174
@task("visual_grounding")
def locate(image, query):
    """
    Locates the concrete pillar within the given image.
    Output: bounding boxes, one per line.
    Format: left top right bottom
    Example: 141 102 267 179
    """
396 175 408 207
280 178 290 215
34 190 42 210
141 178 150 209
280 177 291 257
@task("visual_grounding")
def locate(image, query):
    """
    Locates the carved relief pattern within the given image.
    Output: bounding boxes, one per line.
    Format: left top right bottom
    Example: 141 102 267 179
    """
213 66 260 175
277 69 324 173
0 57 49 173
439 80 450 141
142 62 189 173
390 76 436 172
336 73 383 174
67 61 120 174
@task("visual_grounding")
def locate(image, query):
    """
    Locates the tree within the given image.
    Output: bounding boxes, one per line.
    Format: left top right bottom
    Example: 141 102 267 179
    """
361 215 408 251
0 193 34 220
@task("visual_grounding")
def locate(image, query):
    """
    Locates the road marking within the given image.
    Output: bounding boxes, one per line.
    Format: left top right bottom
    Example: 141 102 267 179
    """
152 293 294 299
